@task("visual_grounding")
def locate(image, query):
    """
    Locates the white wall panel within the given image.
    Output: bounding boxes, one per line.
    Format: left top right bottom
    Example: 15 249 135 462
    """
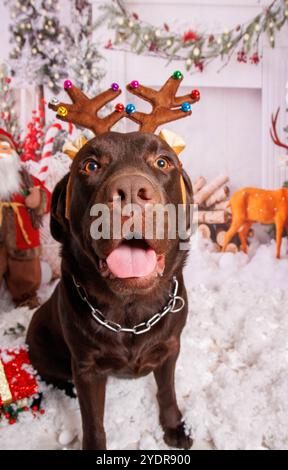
94 0 288 189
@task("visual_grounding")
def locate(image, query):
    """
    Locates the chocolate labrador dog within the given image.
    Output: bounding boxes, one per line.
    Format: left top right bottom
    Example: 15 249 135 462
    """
26 131 193 450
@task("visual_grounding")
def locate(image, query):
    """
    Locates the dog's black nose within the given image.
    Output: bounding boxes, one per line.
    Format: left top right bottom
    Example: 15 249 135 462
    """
107 174 161 206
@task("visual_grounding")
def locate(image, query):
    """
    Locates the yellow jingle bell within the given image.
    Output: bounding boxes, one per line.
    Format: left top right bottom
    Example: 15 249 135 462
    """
57 105 68 117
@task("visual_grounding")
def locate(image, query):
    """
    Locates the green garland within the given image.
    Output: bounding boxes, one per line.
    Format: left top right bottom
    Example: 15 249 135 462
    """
101 0 288 72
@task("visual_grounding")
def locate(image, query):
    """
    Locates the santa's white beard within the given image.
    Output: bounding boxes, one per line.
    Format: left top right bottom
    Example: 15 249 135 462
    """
0 151 22 199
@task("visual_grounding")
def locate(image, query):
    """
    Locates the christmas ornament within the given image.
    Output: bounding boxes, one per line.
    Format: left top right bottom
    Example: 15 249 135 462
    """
172 70 183 80
21 101 46 162
181 102 191 112
191 89 200 100
64 80 73 89
111 82 120 91
115 103 125 113
129 80 140 89
125 103 136 115
57 106 68 117
50 97 60 106
182 30 199 43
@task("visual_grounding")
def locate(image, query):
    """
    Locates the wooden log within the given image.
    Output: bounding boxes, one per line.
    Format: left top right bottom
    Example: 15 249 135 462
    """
197 210 228 224
216 229 227 247
213 200 232 213
198 224 211 239
192 176 206 194
225 243 238 253
194 174 229 206
205 186 230 208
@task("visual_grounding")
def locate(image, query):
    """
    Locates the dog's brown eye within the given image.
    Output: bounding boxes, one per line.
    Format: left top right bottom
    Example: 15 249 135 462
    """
154 157 170 170
83 160 100 174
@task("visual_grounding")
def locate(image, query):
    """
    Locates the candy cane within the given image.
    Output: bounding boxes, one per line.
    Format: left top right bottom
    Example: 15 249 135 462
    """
37 121 74 182
42 122 74 159
42 123 63 159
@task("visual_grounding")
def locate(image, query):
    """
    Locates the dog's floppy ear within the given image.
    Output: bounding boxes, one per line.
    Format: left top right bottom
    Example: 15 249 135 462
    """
181 168 193 205
180 168 193 234
50 173 70 243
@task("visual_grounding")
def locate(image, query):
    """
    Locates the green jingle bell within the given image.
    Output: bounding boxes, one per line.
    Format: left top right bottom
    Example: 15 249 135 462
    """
172 70 183 80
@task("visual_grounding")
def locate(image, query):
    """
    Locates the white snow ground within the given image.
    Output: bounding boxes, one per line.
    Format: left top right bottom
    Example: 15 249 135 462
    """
1 234 288 450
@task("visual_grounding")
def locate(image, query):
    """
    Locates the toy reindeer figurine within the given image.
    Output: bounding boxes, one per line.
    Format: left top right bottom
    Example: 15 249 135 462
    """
223 109 288 259
222 187 288 258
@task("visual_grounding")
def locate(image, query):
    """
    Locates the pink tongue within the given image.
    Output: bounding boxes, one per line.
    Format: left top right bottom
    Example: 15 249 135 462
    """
106 244 157 278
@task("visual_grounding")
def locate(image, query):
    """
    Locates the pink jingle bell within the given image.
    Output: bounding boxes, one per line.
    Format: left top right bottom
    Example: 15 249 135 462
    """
130 80 140 89
111 82 120 91
64 80 73 89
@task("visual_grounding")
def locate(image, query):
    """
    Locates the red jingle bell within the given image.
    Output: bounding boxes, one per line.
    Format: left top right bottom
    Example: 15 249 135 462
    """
115 103 125 113
191 89 200 100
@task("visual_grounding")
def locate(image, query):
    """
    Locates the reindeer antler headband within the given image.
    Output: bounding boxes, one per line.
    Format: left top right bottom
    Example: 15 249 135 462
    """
48 72 200 216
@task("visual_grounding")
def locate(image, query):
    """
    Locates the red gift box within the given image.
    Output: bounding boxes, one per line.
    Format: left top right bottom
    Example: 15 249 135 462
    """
0 348 38 407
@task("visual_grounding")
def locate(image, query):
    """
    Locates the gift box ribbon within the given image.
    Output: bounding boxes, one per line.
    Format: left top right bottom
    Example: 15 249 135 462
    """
0 358 12 405
0 348 38 407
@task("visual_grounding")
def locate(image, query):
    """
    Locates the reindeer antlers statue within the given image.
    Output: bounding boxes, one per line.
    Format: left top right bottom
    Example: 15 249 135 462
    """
48 72 200 135
270 107 288 152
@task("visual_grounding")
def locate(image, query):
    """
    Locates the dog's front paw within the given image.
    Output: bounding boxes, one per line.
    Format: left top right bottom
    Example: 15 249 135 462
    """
163 422 193 449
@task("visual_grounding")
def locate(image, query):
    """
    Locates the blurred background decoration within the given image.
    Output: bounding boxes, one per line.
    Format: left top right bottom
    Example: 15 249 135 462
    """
0 0 288 190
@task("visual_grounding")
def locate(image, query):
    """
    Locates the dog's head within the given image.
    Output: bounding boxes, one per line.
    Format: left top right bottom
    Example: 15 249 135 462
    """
51 131 192 295
48 75 199 295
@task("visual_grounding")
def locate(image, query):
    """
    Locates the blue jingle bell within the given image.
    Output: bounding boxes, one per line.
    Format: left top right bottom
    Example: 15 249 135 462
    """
125 103 136 115
181 102 191 112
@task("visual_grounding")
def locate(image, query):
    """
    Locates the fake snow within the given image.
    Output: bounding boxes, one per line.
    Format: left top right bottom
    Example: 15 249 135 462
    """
1 235 288 450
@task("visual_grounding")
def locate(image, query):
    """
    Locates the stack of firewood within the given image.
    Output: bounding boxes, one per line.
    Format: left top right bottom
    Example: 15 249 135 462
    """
192 174 241 253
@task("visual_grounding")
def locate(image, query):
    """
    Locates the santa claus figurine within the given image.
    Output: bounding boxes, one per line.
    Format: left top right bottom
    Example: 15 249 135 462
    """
0 129 51 308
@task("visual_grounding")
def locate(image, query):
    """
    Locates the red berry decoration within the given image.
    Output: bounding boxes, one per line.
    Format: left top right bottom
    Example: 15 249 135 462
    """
4 412 10 419
9 419 16 425
191 89 200 100
40 409 45 415
32 405 38 412
115 103 125 113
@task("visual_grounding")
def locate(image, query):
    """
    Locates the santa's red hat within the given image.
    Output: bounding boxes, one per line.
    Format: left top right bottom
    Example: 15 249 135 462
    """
0 128 18 151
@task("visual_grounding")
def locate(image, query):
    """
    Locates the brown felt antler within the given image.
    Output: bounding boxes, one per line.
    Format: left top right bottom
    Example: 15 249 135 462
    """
125 72 200 133
270 107 288 151
48 80 125 135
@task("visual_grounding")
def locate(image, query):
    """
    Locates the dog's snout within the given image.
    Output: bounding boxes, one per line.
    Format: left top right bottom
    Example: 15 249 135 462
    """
107 175 161 206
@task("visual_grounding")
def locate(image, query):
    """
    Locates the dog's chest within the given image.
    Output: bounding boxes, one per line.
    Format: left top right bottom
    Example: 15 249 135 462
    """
94 335 178 378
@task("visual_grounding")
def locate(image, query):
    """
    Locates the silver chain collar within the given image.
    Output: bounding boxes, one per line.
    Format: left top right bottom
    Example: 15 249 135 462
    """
72 276 185 335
